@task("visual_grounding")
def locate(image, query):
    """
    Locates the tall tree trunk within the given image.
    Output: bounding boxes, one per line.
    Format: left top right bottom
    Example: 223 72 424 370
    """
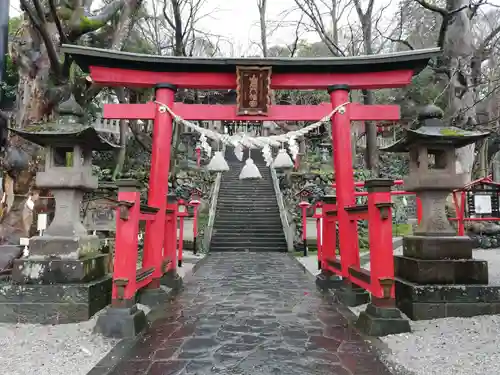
1 1 142 243
353 0 378 174
444 0 475 182
257 0 268 57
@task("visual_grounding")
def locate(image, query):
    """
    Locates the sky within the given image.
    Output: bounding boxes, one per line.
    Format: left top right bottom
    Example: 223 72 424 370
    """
7 0 353 56
8 0 500 56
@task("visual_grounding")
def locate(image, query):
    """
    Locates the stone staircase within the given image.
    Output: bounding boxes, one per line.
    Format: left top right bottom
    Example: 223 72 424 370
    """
210 147 287 252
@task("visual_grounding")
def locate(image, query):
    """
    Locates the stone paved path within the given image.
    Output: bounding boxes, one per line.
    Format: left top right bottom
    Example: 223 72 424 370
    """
110 252 393 375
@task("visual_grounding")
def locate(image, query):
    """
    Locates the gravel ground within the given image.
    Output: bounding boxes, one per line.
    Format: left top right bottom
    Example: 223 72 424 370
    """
0 316 118 375
382 315 500 375
299 247 500 375
0 251 205 375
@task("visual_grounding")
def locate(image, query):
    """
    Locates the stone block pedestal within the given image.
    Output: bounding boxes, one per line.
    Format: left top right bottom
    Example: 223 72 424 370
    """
396 279 500 320
0 253 112 324
95 305 147 338
12 254 109 284
160 269 183 291
356 301 410 336
395 256 488 285
336 281 370 307
395 235 499 320
315 270 342 291
0 276 111 324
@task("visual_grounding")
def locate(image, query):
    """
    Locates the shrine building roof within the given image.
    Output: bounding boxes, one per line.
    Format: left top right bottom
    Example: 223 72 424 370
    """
62 44 440 75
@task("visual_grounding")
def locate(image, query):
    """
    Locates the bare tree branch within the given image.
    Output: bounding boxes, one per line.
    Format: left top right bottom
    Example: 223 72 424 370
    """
412 0 473 48
48 0 68 44
293 0 345 56
69 0 126 38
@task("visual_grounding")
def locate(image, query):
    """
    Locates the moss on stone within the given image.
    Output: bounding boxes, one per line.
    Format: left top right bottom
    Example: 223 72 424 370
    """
439 128 466 136
79 16 106 31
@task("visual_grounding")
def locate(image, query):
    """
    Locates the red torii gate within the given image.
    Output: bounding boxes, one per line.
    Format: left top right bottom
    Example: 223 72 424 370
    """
63 45 439 309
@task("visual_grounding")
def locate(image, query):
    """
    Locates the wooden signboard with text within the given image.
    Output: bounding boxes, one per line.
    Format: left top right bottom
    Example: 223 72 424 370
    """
236 66 271 116
84 198 116 232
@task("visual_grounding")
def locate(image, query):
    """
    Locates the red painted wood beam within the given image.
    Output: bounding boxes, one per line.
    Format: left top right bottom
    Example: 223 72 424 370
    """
103 102 400 122
90 66 414 90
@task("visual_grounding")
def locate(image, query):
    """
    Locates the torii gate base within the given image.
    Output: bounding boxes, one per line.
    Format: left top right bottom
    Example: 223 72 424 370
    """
63 45 438 338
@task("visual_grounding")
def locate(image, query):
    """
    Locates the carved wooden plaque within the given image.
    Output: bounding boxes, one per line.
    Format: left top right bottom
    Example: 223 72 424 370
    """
236 66 271 116
84 198 116 232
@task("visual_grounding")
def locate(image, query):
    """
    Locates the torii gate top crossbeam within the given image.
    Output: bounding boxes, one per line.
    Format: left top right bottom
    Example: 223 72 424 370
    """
62 45 440 90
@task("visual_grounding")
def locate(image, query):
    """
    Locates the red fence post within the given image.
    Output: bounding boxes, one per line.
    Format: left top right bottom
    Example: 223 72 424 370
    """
159 193 183 289
111 179 141 307
321 195 337 269
298 201 310 256
195 145 201 167
163 194 178 274
95 179 149 338
356 178 410 336
365 179 395 299
458 191 466 236
189 194 201 254
177 199 188 267
416 197 423 224
143 83 177 286
329 85 358 278
313 202 323 270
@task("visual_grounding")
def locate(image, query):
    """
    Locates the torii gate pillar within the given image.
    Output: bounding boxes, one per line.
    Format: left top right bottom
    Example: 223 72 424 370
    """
329 85 360 282
143 83 177 285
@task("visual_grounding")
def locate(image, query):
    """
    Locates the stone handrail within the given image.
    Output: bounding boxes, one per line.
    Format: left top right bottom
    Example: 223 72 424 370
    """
270 167 295 252
202 172 222 251
202 169 223 252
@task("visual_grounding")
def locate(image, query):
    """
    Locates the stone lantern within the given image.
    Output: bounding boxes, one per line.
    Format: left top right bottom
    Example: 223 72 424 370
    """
382 104 496 320
3 95 119 324
319 142 331 164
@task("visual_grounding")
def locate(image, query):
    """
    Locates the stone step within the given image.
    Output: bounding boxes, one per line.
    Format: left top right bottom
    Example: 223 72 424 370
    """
216 205 277 209
215 210 281 215
213 227 283 234
212 229 285 236
222 175 271 179
217 202 279 207
220 183 272 186
215 212 281 218
219 189 276 199
222 174 271 178
214 214 281 221
217 198 277 203
213 222 282 228
210 245 287 252
215 208 280 213
220 186 273 188
219 189 276 195
211 235 286 242
213 222 284 229
211 237 286 245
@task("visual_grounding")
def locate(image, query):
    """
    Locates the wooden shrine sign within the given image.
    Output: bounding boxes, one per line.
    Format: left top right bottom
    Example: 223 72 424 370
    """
84 198 116 232
236 66 271 116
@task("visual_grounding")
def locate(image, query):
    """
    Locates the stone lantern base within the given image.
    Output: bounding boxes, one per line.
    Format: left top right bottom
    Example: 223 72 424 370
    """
0 253 111 324
395 235 500 320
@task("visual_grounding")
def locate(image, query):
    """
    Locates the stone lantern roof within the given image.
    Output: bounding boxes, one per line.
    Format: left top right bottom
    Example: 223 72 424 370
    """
10 95 119 151
381 104 489 152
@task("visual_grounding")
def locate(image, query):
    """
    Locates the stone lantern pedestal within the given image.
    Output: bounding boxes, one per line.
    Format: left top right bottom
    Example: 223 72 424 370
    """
0 96 119 324
382 105 500 320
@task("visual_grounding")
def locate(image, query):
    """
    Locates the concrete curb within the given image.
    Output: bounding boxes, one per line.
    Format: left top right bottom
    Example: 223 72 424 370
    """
359 236 402 265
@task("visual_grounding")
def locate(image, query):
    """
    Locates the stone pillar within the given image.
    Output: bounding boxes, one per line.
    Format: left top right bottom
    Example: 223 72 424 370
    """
356 179 410 336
